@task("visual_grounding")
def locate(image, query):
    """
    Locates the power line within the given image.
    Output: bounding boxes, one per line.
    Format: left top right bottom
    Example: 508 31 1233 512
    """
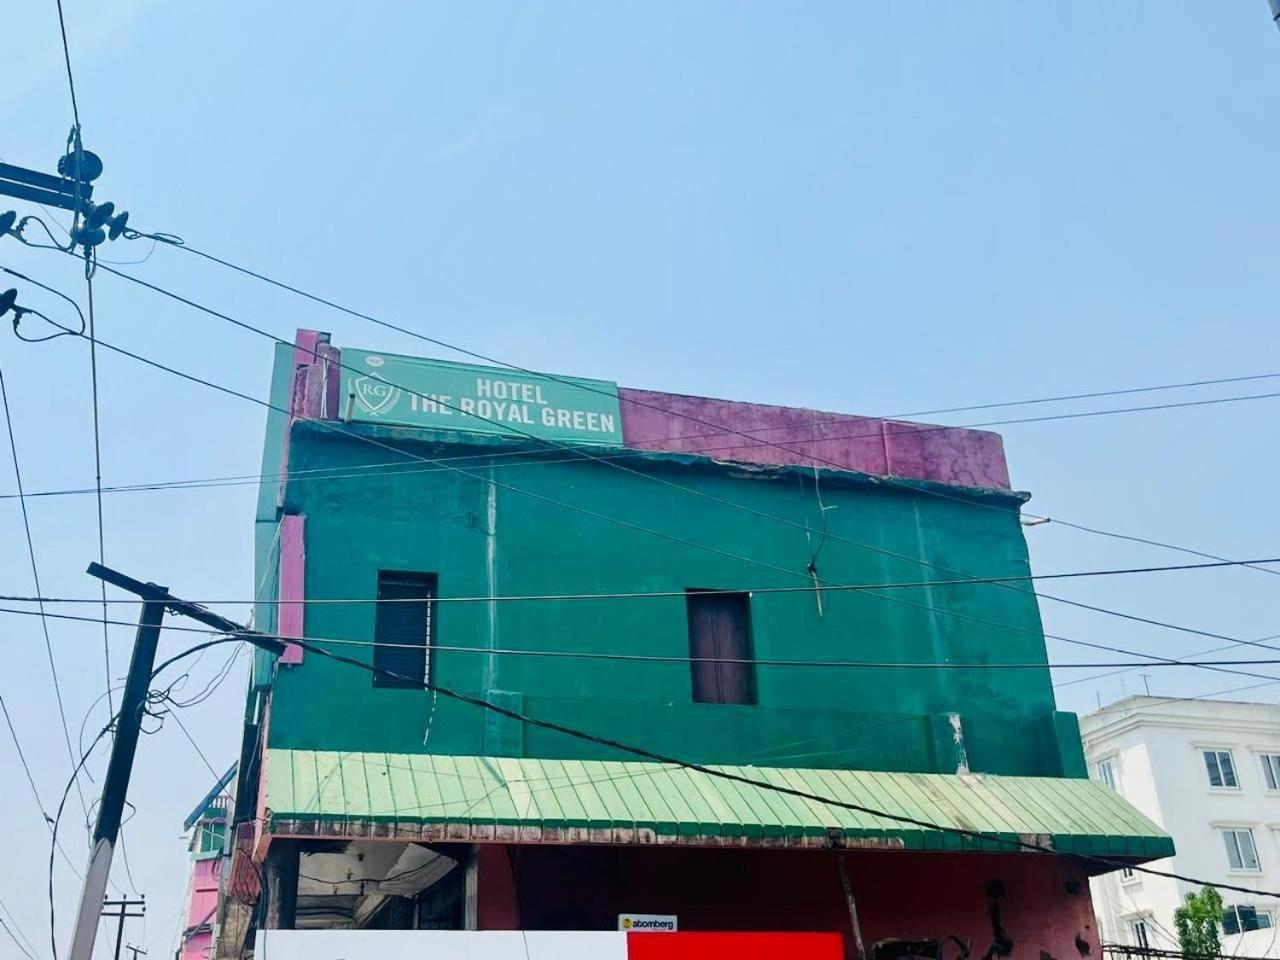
15 235 1273 598
7 264 1276 687
285 631 1280 898
44 614 1258 919
1 271 140 891
1057 633 1280 704
1 692 122 895
686 371 1280 434
0 555 1274 606
114 234 1280 579
43 0 138 891
47 717 113 960
174 640 1280 671
0 896 40 960
753 673 1280 768
1042 515 1280 574
1 600 1278 673
76 260 1280 656
166 642 245 709
52 0 80 130
58 262 1280 670
76 258 1280 476
1085 677 1280 718
9 580 1272 810
0 896 39 960
44 636 240 960
146 233 1280 449
84 254 115 732
3 382 1280 509
0 364 92 834
27 318 1280 685
1 692 49 819
746 636 1280 769
0 690 98 880
9 259 1278 648
83 257 141 898
163 707 231 800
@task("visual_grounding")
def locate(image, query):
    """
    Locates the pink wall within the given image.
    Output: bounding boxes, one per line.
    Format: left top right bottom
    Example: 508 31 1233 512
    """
619 389 1011 491
181 930 212 960
186 858 222 927
181 858 221 960
289 331 1014 495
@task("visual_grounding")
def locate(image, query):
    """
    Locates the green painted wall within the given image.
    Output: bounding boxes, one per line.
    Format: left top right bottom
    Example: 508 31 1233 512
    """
251 342 294 691
265 420 1085 778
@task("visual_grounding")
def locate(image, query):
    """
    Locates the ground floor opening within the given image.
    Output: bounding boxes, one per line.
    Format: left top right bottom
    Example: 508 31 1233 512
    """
242 840 1107 960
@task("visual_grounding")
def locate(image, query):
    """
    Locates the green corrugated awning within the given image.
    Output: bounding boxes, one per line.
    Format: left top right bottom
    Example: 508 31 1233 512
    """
263 749 1173 861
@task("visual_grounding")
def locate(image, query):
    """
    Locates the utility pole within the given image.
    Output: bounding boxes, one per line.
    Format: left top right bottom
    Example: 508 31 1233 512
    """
0 155 94 213
125 944 147 960
102 898 145 960
0 148 131 246
65 564 284 960
65 579 166 960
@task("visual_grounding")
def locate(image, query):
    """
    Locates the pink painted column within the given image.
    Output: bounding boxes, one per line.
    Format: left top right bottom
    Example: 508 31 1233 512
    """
278 514 305 665
277 329 335 510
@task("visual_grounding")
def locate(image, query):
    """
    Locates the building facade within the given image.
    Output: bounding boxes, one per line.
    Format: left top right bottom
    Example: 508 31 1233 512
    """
1082 696 1280 959
179 782 234 960
213 330 1171 958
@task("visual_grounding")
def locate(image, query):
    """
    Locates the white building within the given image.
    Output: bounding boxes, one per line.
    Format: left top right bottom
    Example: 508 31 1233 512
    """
1081 696 1280 958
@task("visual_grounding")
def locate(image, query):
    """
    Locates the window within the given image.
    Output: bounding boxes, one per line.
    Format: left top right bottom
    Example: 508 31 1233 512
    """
1261 754 1280 792
372 571 437 688
1120 866 1136 881
1204 749 1239 788
686 590 755 705
1223 905 1273 936
197 820 226 855
1222 829 1261 871
1096 758 1119 791
1130 920 1151 951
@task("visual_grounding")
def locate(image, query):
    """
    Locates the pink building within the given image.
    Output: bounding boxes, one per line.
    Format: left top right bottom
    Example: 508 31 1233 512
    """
178 778 234 960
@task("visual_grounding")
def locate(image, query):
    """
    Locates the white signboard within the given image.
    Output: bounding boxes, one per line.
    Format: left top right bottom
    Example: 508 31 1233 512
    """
256 930 626 959
619 914 678 932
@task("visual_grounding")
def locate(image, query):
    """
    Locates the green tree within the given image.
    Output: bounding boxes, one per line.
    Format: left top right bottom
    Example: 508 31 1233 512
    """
1174 886 1223 957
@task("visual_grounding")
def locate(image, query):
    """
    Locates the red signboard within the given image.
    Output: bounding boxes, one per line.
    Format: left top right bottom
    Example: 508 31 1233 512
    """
626 932 845 959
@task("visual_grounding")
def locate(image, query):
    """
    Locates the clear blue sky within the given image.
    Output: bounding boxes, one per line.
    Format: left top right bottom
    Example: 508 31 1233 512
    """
3 3 1279 956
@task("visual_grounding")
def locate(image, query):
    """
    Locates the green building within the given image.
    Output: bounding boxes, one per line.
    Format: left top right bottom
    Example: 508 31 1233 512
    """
221 330 1171 959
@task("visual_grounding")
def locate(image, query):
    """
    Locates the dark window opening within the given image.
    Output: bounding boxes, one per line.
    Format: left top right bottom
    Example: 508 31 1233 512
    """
365 895 416 930
372 571 437 688
686 590 756 705
1223 905 1272 936
873 940 942 960
1204 749 1238 788
416 865 464 929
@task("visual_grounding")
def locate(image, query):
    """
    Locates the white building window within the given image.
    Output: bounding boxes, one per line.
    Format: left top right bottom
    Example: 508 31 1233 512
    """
1204 749 1239 788
1120 866 1137 881
1131 920 1151 950
1260 754 1280 792
1097 758 1119 791
1223 905 1273 936
1221 829 1261 871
